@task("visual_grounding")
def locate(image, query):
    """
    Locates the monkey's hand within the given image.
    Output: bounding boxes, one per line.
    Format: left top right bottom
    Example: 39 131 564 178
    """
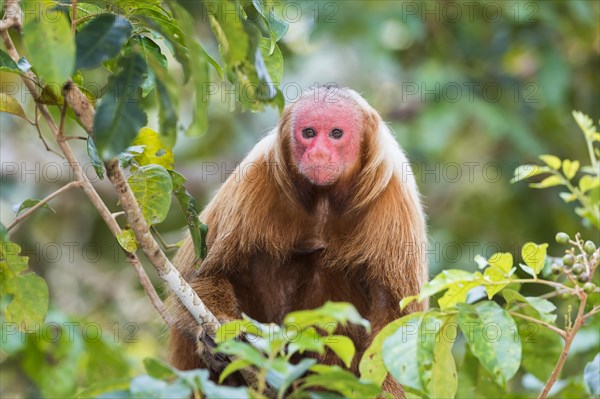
196 324 230 375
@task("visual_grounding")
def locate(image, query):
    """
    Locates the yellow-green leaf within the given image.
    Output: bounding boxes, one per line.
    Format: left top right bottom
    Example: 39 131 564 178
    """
521 242 548 275
400 295 418 311
128 165 173 225
539 154 561 170
22 0 75 85
0 93 28 121
130 127 175 169
580 175 600 193
529 175 562 189
510 164 546 183
438 281 480 309
562 159 579 180
117 229 138 253
488 252 513 273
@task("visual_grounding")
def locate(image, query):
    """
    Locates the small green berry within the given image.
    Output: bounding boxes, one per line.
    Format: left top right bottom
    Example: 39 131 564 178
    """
583 282 596 293
577 273 588 283
555 232 570 244
551 265 562 275
576 254 585 263
584 241 596 255
572 264 584 275
562 254 575 267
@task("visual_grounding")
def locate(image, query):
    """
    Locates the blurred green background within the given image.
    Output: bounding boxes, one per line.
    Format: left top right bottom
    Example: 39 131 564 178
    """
1 0 599 397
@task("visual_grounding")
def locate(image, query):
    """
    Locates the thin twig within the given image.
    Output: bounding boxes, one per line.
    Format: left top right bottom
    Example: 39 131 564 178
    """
584 305 600 322
538 291 588 399
151 226 180 251
508 311 566 339
7 181 81 231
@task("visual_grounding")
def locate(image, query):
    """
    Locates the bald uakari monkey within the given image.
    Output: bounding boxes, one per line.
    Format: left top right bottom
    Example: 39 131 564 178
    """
168 86 428 397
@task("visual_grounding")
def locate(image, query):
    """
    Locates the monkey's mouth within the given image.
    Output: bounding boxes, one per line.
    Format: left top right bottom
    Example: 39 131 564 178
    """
301 163 341 186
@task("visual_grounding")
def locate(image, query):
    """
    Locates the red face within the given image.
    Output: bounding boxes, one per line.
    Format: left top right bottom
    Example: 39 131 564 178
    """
292 98 362 186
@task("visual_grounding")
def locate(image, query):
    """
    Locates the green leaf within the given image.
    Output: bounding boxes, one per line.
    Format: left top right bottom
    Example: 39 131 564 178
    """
562 159 580 180
130 375 191 399
284 301 370 332
503 289 557 323
130 127 174 169
584 353 600 395
0 223 8 242
169 2 211 136
86 137 105 180
116 229 138 253
143 357 177 380
13 198 55 217
457 302 521 387
23 2 75 85
439 280 481 308
324 335 355 368
169 170 206 260
419 269 480 299
579 175 600 193
400 295 418 311
510 164 547 183
155 78 178 146
382 312 458 397
539 154 562 170
1 241 49 330
529 175 562 189
176 368 250 399
488 252 513 272
216 341 266 368
93 53 148 159
301 365 382 398
128 165 173 225
518 263 537 278
359 312 422 386
521 242 548 275
0 49 22 74
76 14 133 69
266 357 316 397
0 92 28 121
218 358 252 383
251 0 289 54
573 111 597 141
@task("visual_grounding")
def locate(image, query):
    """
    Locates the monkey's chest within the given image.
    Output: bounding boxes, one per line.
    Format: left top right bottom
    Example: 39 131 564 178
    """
230 250 370 324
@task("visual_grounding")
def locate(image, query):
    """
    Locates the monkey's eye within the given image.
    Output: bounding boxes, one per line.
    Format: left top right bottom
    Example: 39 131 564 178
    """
302 128 316 139
329 128 344 139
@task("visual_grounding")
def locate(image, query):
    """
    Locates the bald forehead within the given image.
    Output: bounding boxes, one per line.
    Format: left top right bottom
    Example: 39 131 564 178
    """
291 90 363 130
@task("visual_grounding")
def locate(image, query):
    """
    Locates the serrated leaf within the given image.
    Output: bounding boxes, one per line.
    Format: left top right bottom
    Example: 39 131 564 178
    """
128 165 173 225
521 242 548 275
130 127 174 169
116 229 138 253
529 175 562 189
457 302 521 387
0 92 28 121
539 154 561 169
76 14 133 69
23 3 75 85
93 53 148 159
12 199 55 217
562 159 580 180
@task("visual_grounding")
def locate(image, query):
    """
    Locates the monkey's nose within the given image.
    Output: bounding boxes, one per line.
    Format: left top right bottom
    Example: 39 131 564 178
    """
308 150 331 163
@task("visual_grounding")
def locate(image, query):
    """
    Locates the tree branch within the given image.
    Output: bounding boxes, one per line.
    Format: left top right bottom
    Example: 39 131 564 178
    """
1 3 173 326
508 311 567 339
538 291 588 399
7 181 81 231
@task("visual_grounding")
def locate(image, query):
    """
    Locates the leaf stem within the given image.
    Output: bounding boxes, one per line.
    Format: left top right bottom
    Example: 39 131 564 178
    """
508 311 566 339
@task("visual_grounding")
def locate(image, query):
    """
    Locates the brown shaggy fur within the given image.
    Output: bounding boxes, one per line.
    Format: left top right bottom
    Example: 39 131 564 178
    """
168 87 428 398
